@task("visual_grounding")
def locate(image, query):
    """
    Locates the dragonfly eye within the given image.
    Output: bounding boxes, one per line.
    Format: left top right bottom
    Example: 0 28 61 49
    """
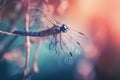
61 24 68 33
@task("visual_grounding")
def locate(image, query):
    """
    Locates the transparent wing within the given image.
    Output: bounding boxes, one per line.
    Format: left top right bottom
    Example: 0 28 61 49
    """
60 31 86 63
46 28 87 64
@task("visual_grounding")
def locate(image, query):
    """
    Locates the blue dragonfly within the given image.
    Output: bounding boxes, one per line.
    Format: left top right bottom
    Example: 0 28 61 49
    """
0 17 86 63
0 0 87 64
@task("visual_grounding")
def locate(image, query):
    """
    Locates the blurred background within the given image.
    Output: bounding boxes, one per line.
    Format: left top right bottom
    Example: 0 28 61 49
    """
0 0 120 80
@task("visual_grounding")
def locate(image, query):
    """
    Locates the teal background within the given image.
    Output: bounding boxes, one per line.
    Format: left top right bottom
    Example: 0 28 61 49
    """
0 18 83 80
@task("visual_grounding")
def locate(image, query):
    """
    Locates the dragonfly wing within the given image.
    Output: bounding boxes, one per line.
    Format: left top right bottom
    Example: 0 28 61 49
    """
45 26 87 64
61 33 82 54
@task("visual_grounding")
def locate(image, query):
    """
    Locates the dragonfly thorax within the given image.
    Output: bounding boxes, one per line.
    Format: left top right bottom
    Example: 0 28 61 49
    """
60 24 68 33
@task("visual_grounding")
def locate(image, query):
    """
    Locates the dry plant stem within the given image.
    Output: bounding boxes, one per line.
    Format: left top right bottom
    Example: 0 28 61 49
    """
24 0 31 76
21 39 41 80
0 30 17 36
33 39 41 73
0 0 7 22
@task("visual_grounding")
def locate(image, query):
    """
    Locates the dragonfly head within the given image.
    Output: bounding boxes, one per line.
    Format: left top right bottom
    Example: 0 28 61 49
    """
60 24 68 33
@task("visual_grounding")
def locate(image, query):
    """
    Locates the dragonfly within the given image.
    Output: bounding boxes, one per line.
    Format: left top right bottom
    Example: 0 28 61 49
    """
0 0 87 79
0 19 86 62
0 0 87 63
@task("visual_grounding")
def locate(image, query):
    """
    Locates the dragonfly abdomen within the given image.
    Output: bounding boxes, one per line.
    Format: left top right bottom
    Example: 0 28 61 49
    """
12 31 41 36
12 26 61 37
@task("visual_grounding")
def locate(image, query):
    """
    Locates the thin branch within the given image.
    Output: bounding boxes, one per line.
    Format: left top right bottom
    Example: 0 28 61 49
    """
0 30 18 36
23 0 31 77
33 39 41 73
